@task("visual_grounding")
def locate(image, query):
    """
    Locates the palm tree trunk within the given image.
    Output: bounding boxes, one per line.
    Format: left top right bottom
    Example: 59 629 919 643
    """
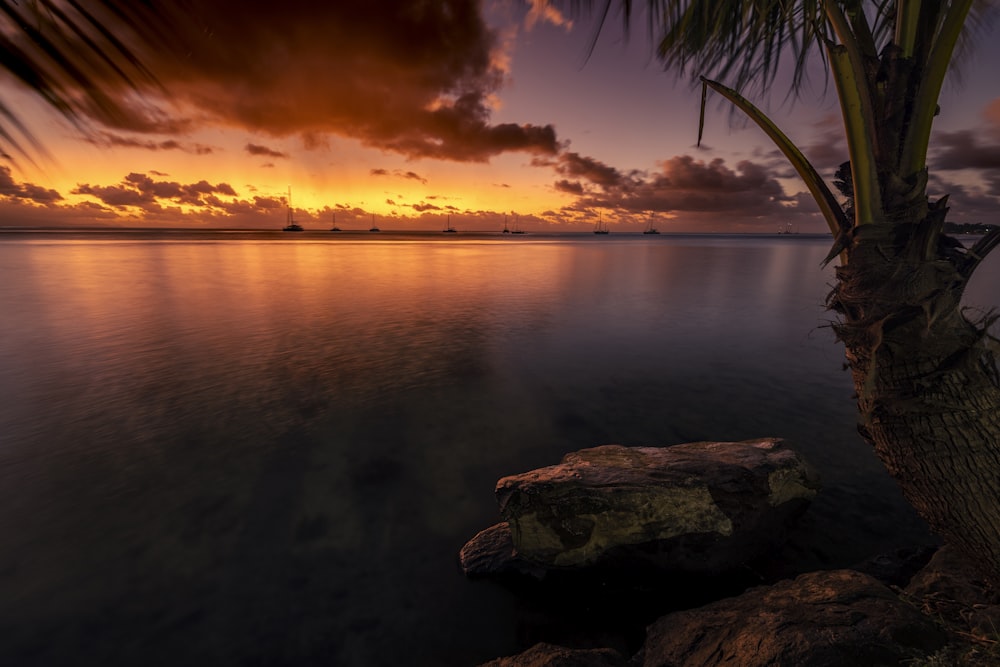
831 227 1000 585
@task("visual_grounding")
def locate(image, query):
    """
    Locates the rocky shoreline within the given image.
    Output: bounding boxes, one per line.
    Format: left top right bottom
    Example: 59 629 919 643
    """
460 439 999 666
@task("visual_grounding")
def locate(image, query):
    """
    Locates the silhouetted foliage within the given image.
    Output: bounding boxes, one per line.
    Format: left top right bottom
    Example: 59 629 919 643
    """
0 0 186 161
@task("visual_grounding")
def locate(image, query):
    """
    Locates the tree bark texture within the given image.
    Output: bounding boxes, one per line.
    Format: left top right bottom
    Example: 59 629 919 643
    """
830 223 1000 586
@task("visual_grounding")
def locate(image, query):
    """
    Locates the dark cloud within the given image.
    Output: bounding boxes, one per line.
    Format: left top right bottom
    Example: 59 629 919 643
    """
412 202 443 212
73 172 239 209
555 152 624 189
549 152 802 221
77 1 559 163
799 115 848 172
246 143 288 159
928 173 1000 223
554 179 584 195
370 168 428 184
88 132 213 154
932 130 1000 170
0 166 63 204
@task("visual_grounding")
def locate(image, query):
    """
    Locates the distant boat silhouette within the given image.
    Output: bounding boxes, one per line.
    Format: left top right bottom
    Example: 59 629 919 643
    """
510 214 525 234
593 213 609 234
643 218 660 234
369 213 380 232
777 222 796 235
443 214 456 233
330 212 341 232
502 214 510 234
282 186 304 231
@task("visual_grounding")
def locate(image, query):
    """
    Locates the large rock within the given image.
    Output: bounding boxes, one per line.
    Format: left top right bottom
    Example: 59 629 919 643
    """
493 438 819 572
640 569 948 666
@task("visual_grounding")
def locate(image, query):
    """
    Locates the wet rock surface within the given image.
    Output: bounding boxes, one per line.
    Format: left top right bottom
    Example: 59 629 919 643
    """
465 440 994 666
640 568 947 666
468 438 819 575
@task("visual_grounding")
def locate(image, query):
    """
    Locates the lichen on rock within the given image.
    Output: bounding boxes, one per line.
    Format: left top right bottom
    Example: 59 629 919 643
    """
478 438 820 573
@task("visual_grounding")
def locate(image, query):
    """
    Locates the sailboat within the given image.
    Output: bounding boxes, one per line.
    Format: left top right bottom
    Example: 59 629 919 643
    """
369 213 380 232
643 218 660 234
593 213 609 234
502 214 510 234
510 214 525 234
282 187 304 231
330 212 341 232
442 214 457 233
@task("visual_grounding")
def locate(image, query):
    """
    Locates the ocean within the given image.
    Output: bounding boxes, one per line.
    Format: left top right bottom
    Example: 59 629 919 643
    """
1 229 997 665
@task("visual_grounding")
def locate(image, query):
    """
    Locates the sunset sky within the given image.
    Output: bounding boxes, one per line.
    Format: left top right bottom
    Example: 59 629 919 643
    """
2 0 1000 232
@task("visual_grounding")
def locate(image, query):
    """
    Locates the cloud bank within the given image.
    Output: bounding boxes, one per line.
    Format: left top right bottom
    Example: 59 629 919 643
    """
77 1 559 163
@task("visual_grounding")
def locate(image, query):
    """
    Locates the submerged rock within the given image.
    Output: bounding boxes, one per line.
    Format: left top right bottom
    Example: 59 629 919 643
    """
641 569 948 666
491 438 819 573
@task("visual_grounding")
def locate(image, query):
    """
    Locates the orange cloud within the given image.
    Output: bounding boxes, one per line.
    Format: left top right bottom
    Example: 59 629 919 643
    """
65 1 559 163
0 166 62 204
73 172 239 209
525 0 574 31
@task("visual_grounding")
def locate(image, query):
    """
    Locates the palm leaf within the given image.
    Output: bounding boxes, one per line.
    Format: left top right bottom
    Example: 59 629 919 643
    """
699 76 848 240
0 0 187 160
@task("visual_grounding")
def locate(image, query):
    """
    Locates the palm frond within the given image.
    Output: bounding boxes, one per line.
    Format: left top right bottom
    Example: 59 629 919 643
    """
572 0 995 100
0 0 188 161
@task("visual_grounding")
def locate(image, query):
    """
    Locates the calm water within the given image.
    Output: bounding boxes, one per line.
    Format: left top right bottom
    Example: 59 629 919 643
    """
1 229 997 666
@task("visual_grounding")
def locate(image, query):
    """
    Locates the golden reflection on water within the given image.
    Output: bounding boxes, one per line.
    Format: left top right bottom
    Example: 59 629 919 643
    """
0 232 997 665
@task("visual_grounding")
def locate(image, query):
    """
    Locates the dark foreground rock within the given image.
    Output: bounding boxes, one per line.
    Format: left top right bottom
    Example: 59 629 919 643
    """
478 643 629 667
852 545 938 587
639 569 947 666
478 545 1000 667
486 438 819 573
904 545 1000 643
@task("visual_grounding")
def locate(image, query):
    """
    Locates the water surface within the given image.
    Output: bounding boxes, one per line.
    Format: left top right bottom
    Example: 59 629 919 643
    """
1 230 996 665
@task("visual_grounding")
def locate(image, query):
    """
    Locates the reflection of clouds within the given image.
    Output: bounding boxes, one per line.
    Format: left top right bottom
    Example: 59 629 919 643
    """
2 233 972 665
539 238 835 359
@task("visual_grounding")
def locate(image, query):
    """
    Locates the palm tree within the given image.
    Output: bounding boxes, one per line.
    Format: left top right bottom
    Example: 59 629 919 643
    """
580 0 1000 584
0 1 182 161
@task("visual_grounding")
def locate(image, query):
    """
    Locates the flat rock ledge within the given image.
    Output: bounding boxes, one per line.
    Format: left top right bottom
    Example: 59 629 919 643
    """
461 438 819 576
